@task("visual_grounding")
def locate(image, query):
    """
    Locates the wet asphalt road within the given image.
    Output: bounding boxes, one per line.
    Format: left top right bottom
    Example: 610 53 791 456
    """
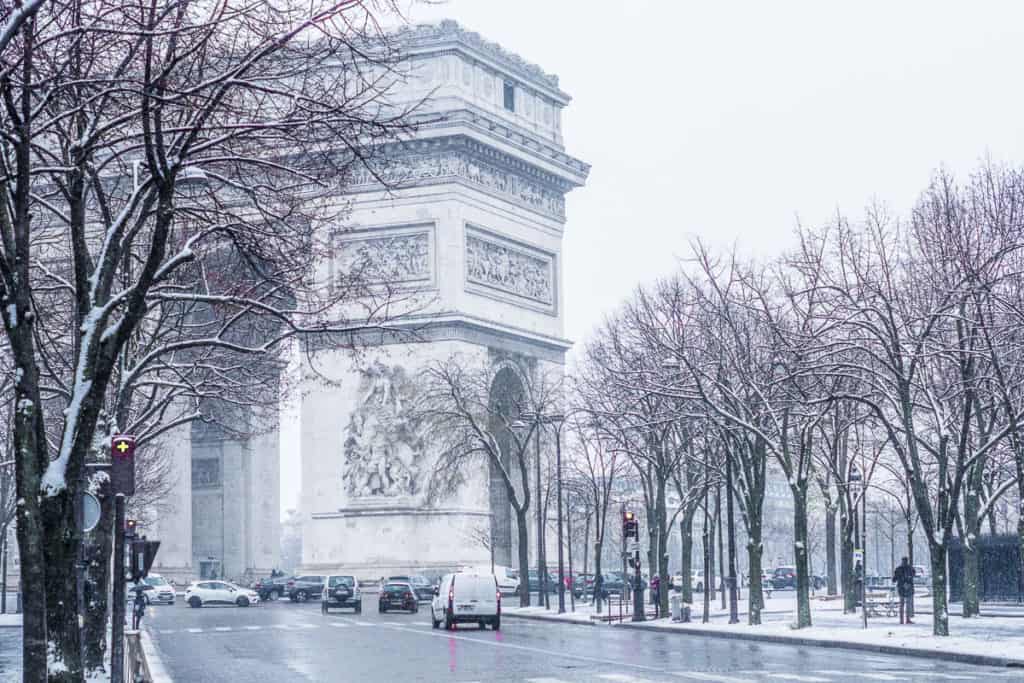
138 596 1024 683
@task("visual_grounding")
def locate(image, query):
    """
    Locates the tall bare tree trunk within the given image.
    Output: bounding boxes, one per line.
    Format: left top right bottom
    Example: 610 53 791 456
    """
826 506 837 596
517 510 531 608
793 490 812 628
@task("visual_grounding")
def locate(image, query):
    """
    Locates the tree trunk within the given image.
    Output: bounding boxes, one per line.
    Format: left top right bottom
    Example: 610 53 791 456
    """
962 488 980 618
517 510 531 607
717 487 725 610
16 491 48 683
43 490 83 682
826 506 837 596
680 513 693 605
746 536 764 625
930 544 949 636
656 480 669 619
841 511 856 613
793 489 812 629
83 481 113 673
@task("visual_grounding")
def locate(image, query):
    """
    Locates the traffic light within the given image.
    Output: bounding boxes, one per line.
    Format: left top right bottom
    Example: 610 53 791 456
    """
129 538 161 582
111 435 136 495
125 519 138 540
623 510 638 539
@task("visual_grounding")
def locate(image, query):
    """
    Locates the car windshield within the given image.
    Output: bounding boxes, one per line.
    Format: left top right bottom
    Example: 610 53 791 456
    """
384 584 409 594
145 577 168 587
409 576 429 586
329 576 354 588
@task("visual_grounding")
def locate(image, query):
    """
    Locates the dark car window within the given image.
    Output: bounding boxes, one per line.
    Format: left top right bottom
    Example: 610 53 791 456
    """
384 583 410 594
329 576 354 588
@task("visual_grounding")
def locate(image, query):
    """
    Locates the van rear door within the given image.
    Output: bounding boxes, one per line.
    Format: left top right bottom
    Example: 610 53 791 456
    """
453 574 498 617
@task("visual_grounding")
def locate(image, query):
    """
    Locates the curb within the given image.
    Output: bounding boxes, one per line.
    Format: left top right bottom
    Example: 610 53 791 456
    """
503 611 596 626
616 620 1024 669
141 629 174 683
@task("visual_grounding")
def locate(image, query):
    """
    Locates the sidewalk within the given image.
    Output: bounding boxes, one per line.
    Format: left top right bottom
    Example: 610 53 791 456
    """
504 594 1024 669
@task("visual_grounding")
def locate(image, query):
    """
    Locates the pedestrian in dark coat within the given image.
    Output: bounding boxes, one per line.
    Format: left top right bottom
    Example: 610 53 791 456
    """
892 557 916 624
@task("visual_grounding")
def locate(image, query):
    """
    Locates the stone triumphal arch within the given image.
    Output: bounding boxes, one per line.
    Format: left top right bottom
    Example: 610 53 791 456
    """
150 20 588 582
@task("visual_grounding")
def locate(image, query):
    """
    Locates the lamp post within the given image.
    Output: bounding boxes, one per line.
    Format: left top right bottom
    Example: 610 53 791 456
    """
550 414 566 613
850 464 867 629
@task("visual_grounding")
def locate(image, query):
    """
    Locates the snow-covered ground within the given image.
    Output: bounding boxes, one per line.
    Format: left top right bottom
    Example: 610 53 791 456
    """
506 592 1024 665
0 614 20 628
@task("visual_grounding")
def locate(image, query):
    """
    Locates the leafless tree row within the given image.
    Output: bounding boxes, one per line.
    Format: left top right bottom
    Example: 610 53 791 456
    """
570 163 1024 637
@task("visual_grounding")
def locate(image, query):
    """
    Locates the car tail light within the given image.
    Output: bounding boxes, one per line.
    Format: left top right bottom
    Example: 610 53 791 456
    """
448 589 453 602
405 591 414 599
287 580 294 587
496 590 501 602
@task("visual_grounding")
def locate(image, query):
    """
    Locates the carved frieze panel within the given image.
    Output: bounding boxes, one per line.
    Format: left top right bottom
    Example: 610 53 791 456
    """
347 147 566 220
465 227 554 309
334 229 432 287
341 362 428 502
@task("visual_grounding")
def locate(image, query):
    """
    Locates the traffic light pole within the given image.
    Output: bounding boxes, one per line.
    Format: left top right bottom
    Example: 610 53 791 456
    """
632 548 644 622
111 494 126 683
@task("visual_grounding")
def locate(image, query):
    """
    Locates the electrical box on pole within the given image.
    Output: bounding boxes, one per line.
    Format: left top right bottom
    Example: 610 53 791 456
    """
111 435 136 496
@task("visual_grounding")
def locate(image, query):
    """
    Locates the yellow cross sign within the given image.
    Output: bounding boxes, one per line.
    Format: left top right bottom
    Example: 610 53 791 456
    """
116 440 130 453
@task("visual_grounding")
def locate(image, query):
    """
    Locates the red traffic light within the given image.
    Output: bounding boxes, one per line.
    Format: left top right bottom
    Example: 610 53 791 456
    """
111 435 136 495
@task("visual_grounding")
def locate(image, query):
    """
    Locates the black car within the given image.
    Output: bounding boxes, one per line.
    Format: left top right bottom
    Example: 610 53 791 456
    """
379 582 418 613
254 575 292 601
387 575 434 602
770 566 797 590
321 575 361 613
521 569 557 593
287 575 325 602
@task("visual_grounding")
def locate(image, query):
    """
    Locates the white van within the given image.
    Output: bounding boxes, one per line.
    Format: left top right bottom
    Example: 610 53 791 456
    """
459 564 519 595
431 571 500 630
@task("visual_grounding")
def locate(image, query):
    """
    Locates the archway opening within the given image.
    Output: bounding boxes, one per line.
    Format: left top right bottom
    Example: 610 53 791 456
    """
488 365 525 569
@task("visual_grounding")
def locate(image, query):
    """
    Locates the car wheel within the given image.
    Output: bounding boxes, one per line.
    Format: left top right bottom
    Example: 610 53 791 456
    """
444 614 453 630
188 596 202 609
379 604 386 613
432 610 440 629
296 590 308 602
322 603 328 614
355 602 361 614
412 604 419 614
492 617 500 631
269 589 280 601
236 596 250 608
478 620 486 630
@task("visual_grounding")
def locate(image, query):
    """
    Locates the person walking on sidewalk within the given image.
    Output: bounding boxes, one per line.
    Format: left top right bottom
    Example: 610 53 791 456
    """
893 557 915 624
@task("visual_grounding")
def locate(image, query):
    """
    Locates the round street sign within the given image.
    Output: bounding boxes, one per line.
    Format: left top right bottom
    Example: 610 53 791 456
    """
82 492 101 532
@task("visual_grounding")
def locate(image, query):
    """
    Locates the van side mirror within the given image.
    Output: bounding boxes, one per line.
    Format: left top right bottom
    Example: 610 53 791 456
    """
433 586 439 597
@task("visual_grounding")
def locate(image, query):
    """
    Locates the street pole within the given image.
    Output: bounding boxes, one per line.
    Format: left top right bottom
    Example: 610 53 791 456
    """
862 478 868 630
111 494 126 683
621 502 628 608
566 493 575 612
555 420 565 614
632 542 645 621
534 419 547 608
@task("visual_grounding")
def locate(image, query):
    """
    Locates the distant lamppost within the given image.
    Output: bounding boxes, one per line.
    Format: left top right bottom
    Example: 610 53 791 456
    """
850 463 867 629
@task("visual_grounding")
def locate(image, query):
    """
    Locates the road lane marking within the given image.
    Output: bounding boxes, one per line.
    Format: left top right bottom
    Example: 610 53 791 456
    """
273 624 292 630
213 627 232 632
762 676 829 683
598 675 659 683
379 623 675 675
328 622 349 628
158 630 176 634
295 623 317 629
816 673 898 681
917 676 977 681
353 620 374 626
243 626 261 630
186 628 202 633
673 673 756 683
525 678 571 683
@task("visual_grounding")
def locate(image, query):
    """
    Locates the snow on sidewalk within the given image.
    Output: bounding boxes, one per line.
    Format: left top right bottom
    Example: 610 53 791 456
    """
0 613 21 628
507 595 1024 665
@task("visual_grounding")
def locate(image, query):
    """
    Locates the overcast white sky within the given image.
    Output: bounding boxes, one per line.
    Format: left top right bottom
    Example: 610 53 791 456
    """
281 1 1024 515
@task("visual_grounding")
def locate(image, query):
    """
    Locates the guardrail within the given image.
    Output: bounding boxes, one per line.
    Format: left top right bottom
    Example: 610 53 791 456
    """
125 630 152 682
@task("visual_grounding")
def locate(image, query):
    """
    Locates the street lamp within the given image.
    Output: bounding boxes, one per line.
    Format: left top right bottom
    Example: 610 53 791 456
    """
849 464 867 629
548 414 566 614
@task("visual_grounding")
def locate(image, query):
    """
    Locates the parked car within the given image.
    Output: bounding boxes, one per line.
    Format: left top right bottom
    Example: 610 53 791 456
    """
254 575 292 601
321 575 361 614
600 572 626 595
520 569 557 593
287 575 325 602
770 566 798 590
185 580 260 608
460 565 519 595
913 565 929 586
572 573 594 598
379 582 419 613
387 575 434 602
431 571 500 630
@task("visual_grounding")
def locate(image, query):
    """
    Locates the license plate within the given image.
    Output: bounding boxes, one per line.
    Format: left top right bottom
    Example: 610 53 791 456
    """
458 604 474 611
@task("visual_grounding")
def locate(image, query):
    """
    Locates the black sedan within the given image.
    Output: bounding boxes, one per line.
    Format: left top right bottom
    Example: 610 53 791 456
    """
387 575 434 602
379 582 419 613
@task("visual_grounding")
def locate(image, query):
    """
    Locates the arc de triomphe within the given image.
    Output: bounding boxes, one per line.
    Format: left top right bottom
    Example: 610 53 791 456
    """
151 20 589 582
